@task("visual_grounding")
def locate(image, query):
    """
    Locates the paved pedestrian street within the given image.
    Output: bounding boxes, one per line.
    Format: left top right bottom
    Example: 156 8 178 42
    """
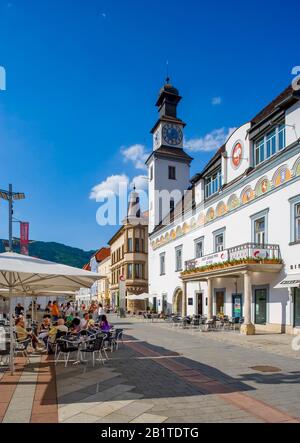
1 316 300 423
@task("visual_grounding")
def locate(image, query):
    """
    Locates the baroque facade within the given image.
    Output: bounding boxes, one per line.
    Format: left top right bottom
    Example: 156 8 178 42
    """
147 80 300 334
108 188 149 312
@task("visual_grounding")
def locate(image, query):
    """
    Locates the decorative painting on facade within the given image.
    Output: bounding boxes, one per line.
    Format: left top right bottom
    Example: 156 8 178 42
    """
255 177 271 197
272 165 291 187
151 155 300 251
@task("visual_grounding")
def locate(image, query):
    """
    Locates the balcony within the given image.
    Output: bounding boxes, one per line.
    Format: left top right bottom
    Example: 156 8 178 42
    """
184 243 282 278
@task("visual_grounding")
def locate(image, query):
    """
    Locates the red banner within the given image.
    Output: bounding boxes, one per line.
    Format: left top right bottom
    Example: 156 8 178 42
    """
20 222 29 255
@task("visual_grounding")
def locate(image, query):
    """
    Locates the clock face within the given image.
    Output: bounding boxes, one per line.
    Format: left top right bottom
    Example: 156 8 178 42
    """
162 124 183 146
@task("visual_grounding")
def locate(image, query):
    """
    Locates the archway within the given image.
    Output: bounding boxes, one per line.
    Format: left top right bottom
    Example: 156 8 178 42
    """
173 288 183 315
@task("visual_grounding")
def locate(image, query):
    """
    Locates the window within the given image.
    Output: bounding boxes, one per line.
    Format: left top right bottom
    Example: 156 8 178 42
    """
127 238 133 252
254 217 266 244
251 209 268 245
160 253 165 275
127 264 133 279
150 166 153 181
168 166 176 180
135 238 140 252
141 238 144 252
170 198 175 223
134 264 143 279
254 123 286 166
205 169 222 199
175 246 183 271
215 234 224 252
295 203 300 242
195 237 204 258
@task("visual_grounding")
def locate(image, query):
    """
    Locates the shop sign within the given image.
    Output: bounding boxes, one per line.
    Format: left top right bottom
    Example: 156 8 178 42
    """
194 250 229 268
230 247 268 260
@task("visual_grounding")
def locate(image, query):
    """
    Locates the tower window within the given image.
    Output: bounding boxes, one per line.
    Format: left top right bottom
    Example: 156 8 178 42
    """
150 166 153 181
170 198 175 223
168 166 176 180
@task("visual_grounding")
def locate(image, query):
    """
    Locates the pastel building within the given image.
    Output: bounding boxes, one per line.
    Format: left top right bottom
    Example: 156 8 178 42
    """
147 80 300 334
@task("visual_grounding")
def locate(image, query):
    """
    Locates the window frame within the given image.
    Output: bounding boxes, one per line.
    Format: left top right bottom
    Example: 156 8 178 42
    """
250 209 269 245
213 228 226 253
289 195 300 244
168 166 176 180
194 236 204 259
253 122 286 167
204 168 222 199
175 245 183 272
160 252 166 276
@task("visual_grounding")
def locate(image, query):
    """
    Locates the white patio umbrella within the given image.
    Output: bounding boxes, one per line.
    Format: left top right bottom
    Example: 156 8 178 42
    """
0 252 103 373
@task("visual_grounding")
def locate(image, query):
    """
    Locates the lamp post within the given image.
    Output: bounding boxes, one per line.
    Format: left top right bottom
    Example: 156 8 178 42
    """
0 184 26 252
0 184 25 374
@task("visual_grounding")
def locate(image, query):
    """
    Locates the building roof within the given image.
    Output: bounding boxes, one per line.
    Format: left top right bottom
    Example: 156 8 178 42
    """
146 145 193 166
190 145 225 184
151 84 300 237
83 263 91 271
94 247 110 263
251 85 298 126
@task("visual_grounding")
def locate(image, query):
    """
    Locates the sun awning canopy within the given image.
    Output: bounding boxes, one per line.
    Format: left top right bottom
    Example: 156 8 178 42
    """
126 293 149 300
274 274 300 289
0 252 103 293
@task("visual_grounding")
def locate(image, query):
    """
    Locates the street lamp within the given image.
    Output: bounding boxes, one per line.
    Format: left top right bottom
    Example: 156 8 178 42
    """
0 184 25 251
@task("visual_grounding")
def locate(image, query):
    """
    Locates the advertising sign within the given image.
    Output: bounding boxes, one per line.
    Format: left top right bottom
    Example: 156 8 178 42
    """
194 250 229 268
232 294 242 318
20 222 29 255
230 247 268 261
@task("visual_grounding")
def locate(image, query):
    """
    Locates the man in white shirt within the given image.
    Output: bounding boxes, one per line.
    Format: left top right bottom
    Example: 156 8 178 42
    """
98 304 105 321
65 302 74 317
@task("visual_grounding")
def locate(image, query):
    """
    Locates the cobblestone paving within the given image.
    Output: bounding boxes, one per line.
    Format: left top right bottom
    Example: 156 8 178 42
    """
2 317 300 423
55 317 300 423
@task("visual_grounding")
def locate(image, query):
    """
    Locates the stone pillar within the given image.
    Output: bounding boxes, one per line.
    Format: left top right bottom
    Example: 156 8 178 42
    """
241 271 255 335
207 278 213 320
182 282 187 317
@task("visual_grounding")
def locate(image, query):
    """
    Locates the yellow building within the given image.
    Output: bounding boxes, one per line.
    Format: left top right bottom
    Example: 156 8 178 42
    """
108 188 148 312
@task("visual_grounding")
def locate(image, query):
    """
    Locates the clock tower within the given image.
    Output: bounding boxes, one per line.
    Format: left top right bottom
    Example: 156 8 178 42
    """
146 79 193 233
151 78 185 150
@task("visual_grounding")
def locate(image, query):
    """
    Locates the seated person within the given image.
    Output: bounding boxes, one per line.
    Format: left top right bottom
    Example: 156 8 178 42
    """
80 312 95 331
99 315 111 333
38 317 52 346
70 317 81 334
15 318 42 350
47 318 69 353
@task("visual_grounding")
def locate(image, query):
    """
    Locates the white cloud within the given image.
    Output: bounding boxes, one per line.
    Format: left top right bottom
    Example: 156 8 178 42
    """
89 174 129 200
185 127 237 153
130 175 148 191
212 96 222 105
121 144 149 170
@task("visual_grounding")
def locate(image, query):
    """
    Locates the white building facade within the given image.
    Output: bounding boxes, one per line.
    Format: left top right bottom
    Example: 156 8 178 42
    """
148 81 300 334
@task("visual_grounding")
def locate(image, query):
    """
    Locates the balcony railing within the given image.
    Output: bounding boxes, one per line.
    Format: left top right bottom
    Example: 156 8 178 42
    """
185 243 281 271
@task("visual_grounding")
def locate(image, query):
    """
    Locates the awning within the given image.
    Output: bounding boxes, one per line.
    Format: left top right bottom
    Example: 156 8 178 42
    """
274 274 300 289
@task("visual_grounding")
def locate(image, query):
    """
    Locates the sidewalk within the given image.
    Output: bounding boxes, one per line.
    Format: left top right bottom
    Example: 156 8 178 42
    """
1 316 300 423
125 316 300 360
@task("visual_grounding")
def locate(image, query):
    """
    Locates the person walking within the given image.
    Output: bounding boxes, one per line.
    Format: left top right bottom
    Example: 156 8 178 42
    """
51 301 60 322
98 303 105 322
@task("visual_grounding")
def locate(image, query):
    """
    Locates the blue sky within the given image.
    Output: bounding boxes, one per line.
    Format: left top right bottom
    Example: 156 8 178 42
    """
0 0 299 251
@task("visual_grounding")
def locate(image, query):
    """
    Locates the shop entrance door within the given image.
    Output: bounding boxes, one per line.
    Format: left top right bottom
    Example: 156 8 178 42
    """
294 288 300 327
215 291 225 316
196 292 203 315
255 288 267 325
